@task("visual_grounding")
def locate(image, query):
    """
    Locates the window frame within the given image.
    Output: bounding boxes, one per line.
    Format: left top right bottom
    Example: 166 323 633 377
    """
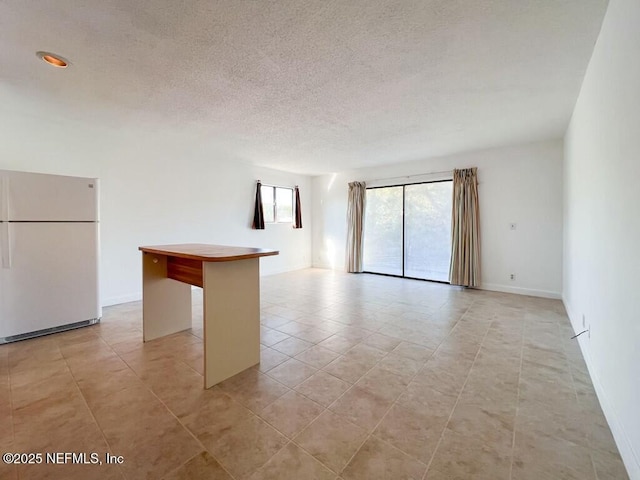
261 184 294 224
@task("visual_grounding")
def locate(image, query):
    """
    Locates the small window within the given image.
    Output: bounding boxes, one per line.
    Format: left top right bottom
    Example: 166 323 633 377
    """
261 185 293 223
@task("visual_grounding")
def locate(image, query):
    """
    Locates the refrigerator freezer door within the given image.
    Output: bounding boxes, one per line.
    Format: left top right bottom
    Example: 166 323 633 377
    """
0 223 100 339
1 170 98 222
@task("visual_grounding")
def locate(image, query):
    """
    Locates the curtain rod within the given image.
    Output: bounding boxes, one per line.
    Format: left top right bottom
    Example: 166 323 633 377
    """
368 170 452 183
256 180 297 190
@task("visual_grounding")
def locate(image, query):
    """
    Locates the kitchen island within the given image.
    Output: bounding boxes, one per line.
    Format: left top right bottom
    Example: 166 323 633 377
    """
139 243 278 388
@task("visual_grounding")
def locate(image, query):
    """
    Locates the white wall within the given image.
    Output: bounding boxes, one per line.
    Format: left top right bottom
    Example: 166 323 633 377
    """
563 0 640 477
312 139 564 298
0 112 312 306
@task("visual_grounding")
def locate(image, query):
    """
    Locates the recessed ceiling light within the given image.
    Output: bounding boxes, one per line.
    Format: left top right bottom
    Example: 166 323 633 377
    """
36 51 69 68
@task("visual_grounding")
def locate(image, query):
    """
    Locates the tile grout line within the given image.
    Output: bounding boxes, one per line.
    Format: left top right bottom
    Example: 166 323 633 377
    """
5 348 18 480
254 359 371 476
362 299 478 475
98 329 241 480
322 300 477 478
418 305 484 479
157 451 204 480
256 308 416 475
255 435 336 477
282 327 391 476
220 415 292 480
190 365 298 479
421 300 495 480
258 304 447 476
266 328 391 471
557 314 601 480
507 311 526 480
202 321 350 478
369 307 477 472
56 336 126 479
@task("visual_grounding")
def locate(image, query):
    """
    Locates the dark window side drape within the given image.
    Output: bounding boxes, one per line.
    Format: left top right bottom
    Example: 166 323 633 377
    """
293 186 302 229
252 181 265 229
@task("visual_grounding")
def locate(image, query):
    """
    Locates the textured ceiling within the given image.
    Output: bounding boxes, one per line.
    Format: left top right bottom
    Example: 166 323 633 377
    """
0 0 607 174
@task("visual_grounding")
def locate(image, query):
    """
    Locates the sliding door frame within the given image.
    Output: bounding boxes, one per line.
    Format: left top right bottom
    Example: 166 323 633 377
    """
363 179 452 284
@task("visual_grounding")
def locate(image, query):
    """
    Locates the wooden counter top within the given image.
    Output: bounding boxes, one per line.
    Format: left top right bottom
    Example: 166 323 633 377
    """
139 243 279 262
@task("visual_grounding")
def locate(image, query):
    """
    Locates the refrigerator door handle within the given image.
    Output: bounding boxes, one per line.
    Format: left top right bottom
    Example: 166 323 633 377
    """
0 222 10 269
0 175 8 222
1 175 11 268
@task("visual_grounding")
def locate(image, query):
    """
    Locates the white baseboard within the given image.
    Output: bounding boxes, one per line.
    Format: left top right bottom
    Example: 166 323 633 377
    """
311 261 333 270
100 263 313 307
309 268 562 299
564 297 639 480
479 283 562 299
261 262 312 276
102 292 142 307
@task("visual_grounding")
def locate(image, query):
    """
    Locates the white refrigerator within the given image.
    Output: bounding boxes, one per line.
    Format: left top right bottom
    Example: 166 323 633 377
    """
0 169 101 344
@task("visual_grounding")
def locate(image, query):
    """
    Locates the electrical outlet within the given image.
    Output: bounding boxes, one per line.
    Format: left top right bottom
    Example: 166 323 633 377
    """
510 274 515 281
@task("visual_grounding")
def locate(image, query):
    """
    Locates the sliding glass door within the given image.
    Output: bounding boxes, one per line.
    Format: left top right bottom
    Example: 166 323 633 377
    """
362 186 403 275
404 182 452 281
363 181 452 282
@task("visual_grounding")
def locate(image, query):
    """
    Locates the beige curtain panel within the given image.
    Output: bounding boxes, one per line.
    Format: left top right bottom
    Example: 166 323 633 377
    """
346 181 366 273
449 168 480 287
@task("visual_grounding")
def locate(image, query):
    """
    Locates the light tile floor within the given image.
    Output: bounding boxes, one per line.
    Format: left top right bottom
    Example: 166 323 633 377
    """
0 269 629 479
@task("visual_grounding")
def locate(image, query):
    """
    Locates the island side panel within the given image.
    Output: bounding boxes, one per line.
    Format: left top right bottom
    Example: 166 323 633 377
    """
142 252 193 341
203 257 260 388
